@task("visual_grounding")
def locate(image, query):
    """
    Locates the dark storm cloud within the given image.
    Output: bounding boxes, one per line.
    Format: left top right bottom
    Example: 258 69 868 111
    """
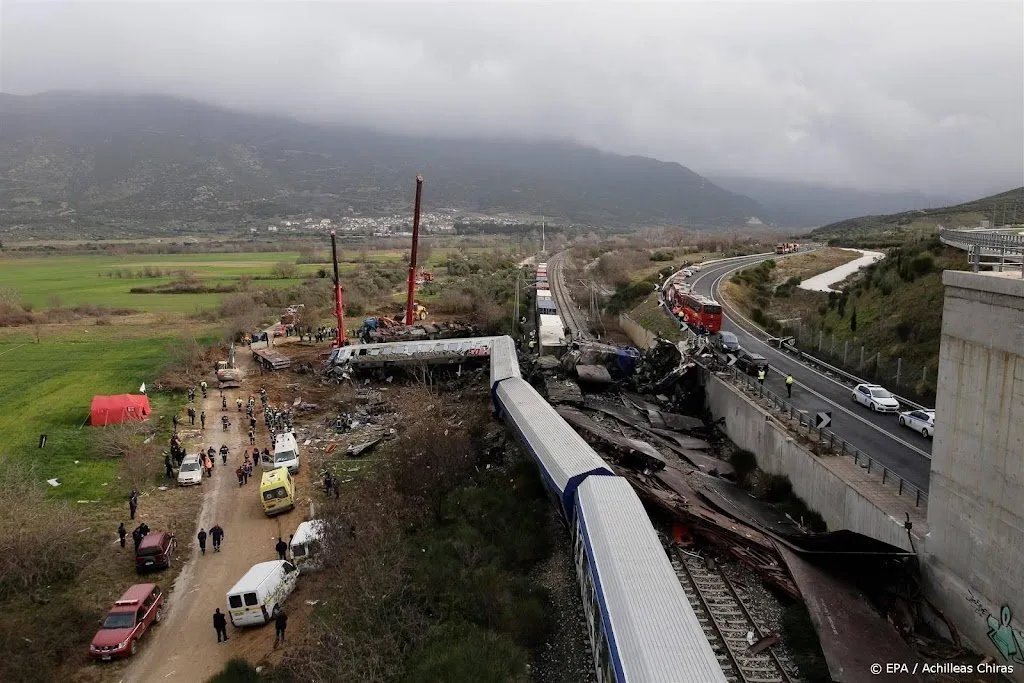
2 0 1021 196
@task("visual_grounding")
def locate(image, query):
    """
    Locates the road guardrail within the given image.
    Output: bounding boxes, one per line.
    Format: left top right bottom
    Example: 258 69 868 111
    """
706 258 929 411
720 366 928 507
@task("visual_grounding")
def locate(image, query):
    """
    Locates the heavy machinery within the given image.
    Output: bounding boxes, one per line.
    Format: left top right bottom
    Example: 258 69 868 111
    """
408 302 428 321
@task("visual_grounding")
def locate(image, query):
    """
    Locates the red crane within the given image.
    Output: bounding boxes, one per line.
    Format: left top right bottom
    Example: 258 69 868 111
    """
330 231 347 346
404 175 424 326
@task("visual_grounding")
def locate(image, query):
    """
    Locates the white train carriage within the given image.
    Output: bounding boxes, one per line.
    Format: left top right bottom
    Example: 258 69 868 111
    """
573 476 729 683
489 335 521 391
493 376 613 518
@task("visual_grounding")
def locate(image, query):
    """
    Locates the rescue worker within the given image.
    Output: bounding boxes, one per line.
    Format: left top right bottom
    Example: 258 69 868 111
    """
200 380 208 398
128 489 138 520
757 368 766 387
220 444 229 465
786 374 794 398
222 414 230 431
236 466 245 486
187 388 195 403
221 395 227 411
236 397 243 412
275 537 288 561
249 428 256 446
213 608 229 643
165 454 174 479
132 526 143 552
273 608 288 648
200 411 206 430
197 528 207 555
117 522 127 549
210 524 224 552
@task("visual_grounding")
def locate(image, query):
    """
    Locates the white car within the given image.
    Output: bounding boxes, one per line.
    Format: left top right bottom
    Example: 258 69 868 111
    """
852 383 900 413
682 268 695 277
899 409 936 438
177 454 203 486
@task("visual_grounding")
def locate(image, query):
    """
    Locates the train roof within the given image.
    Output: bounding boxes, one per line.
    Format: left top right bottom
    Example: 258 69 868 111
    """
575 476 728 683
494 377 613 517
489 336 521 388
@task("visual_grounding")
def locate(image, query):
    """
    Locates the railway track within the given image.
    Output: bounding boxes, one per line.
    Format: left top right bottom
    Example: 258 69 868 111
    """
672 549 798 683
548 252 592 339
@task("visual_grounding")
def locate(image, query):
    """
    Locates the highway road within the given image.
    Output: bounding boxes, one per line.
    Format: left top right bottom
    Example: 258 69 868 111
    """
684 255 933 492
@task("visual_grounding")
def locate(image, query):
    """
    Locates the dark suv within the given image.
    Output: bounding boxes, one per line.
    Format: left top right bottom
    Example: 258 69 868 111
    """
135 531 175 572
734 350 769 376
713 331 741 353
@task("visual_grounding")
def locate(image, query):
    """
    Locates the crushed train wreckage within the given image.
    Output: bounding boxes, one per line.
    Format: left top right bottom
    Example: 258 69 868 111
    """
317 331 937 682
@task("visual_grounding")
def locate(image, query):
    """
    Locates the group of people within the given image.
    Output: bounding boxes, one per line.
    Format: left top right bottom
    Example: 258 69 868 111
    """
322 471 341 499
235 449 266 486
306 326 338 343
196 525 224 555
117 520 151 551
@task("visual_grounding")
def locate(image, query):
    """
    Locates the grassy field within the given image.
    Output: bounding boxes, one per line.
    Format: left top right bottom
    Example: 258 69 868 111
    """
628 295 685 342
0 248 493 313
0 323 199 502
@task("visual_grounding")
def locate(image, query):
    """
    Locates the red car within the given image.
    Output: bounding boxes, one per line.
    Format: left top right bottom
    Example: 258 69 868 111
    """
90 583 164 660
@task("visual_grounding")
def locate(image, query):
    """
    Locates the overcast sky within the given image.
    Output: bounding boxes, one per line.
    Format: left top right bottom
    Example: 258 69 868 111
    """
2 1 1022 197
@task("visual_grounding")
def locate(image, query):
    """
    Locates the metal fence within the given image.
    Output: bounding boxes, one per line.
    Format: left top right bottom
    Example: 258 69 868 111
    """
719 366 929 508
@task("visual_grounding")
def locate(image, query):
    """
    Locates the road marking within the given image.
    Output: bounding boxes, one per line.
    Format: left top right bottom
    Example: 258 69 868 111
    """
694 261 932 460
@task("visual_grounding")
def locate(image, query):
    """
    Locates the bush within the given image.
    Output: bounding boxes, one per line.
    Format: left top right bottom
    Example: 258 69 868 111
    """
402 622 529 683
208 658 261 683
729 449 758 484
272 261 299 279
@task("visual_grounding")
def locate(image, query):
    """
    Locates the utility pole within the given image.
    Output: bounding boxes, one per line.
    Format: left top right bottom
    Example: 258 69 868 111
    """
541 216 546 255
513 269 520 336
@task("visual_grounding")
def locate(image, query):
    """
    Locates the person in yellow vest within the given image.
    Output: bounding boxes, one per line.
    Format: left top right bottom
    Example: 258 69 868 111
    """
786 373 794 398
757 368 766 386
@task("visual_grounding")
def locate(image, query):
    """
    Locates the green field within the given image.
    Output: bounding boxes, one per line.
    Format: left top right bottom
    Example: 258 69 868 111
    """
0 325 193 502
0 248 493 313
0 253 324 313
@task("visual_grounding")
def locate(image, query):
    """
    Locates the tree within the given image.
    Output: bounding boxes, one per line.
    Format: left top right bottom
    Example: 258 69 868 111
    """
850 309 858 334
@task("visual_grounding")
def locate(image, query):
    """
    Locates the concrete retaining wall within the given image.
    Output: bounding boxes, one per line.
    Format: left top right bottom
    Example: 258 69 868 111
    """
705 374 918 552
923 270 1024 679
618 313 659 350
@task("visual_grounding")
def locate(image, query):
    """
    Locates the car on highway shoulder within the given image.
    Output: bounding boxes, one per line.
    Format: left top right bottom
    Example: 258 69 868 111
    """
852 383 900 413
90 583 164 661
177 454 203 486
712 331 741 353
899 409 936 438
734 350 769 376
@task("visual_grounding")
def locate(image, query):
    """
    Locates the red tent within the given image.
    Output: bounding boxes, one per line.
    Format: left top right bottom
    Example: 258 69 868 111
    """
89 394 152 427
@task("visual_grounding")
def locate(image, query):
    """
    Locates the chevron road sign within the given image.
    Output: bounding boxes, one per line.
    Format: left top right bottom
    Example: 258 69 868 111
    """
815 411 832 429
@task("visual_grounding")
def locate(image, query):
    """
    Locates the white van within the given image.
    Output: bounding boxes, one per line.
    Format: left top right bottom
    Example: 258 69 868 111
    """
265 432 300 474
226 560 299 627
177 454 203 486
290 520 326 571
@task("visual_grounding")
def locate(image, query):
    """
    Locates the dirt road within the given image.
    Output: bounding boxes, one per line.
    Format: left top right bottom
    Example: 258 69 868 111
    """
127 352 312 682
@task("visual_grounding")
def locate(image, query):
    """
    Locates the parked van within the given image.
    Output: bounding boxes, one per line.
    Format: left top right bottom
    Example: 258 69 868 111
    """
135 531 175 572
260 467 295 516
225 560 299 627
289 520 325 570
264 432 300 474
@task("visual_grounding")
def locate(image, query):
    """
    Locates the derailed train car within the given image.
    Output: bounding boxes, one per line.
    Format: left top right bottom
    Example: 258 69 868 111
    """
489 338 727 683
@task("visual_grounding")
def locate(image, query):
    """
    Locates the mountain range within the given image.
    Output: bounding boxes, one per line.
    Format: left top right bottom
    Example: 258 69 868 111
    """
709 176 959 228
0 91 976 237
